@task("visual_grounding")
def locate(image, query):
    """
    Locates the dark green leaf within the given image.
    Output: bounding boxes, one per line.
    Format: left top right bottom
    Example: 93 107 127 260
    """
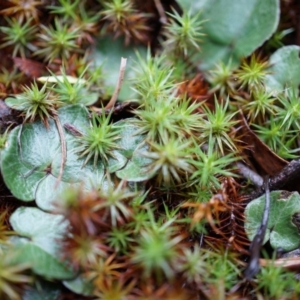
0 105 105 209
116 143 153 182
1 106 149 208
10 207 76 279
23 280 62 300
90 36 146 100
245 191 300 251
181 0 280 70
264 46 300 93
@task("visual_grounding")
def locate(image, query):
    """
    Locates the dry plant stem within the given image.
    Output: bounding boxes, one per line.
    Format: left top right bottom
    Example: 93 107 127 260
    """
54 116 66 188
247 158 300 202
244 177 270 279
154 0 167 24
236 161 263 187
63 123 83 137
92 57 127 114
106 57 127 109
260 257 300 269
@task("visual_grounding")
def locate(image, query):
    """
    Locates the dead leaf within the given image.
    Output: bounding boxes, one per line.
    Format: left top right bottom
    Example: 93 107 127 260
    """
13 57 46 79
177 73 209 103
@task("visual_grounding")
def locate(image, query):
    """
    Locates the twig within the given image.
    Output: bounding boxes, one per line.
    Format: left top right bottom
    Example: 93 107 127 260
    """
106 57 127 110
63 123 83 137
260 257 300 269
236 162 263 187
246 158 300 202
244 177 270 279
54 116 66 188
92 57 127 114
154 0 168 24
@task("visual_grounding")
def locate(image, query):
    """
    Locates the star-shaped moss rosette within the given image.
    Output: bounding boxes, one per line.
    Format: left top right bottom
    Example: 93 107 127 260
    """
244 190 300 251
8 207 75 280
0 105 151 211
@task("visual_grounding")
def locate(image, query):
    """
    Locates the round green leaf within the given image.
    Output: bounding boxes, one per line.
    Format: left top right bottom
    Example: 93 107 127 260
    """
5 96 30 111
1 121 59 201
35 175 82 211
23 280 62 300
10 207 76 279
63 275 94 296
176 0 208 11
90 36 146 101
264 46 300 94
116 119 146 159
116 143 153 182
0 105 106 208
191 0 279 70
1 106 148 207
74 87 99 106
245 190 300 251
108 119 152 182
16 243 75 279
10 207 68 254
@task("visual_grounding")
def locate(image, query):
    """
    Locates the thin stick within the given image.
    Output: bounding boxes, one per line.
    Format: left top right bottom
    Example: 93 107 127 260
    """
244 178 270 279
154 0 167 24
92 57 127 114
236 162 263 187
54 116 66 188
106 57 127 110
246 158 300 202
260 257 300 269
